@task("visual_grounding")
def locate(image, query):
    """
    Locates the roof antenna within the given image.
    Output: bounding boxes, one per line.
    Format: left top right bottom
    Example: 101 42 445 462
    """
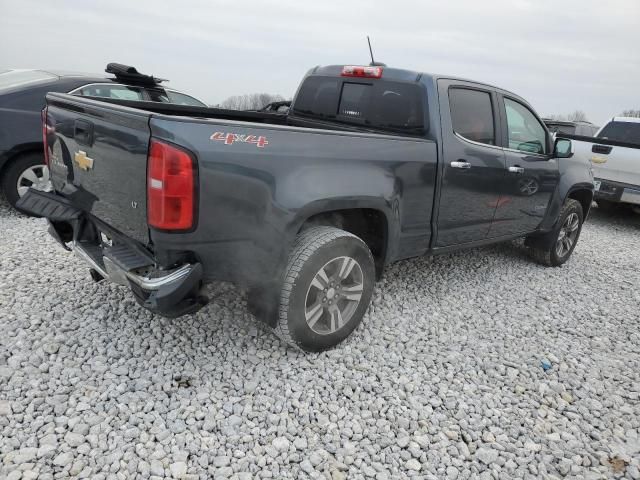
367 36 386 67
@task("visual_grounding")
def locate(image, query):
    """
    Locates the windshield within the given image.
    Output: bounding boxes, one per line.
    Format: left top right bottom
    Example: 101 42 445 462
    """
166 91 207 107
597 121 640 144
0 70 56 91
146 88 207 107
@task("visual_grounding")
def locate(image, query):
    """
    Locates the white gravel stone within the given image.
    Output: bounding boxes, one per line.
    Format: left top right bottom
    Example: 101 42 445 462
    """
0 400 12 416
213 456 230 467
53 451 74 467
170 461 187 478
150 459 164 477
272 437 290 453
0 201 639 479
405 458 421 471
476 447 499 465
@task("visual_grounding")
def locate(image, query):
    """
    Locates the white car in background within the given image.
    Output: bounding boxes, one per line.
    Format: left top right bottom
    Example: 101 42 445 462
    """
572 117 640 212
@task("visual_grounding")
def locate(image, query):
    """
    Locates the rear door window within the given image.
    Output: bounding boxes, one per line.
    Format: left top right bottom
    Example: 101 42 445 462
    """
449 88 495 145
292 76 425 135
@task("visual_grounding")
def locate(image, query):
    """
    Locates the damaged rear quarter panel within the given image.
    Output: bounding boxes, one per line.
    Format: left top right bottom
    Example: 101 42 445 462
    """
148 117 437 286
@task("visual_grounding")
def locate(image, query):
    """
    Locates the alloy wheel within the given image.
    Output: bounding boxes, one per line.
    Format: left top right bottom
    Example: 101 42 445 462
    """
17 165 52 197
304 256 364 335
555 212 580 258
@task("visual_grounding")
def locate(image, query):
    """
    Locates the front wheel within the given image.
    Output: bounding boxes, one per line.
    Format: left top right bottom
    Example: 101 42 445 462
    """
527 199 584 267
276 226 375 352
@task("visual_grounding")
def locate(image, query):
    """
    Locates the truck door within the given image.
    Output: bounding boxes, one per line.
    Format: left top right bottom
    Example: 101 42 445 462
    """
435 80 505 246
489 95 560 237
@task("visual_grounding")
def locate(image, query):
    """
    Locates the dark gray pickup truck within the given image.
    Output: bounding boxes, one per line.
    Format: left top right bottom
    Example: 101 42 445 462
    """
19 64 594 351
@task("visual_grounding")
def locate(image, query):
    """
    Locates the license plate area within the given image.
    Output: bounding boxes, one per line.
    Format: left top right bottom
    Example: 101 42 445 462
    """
621 188 640 205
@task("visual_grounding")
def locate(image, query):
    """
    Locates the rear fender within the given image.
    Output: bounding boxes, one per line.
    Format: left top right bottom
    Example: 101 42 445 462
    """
279 162 401 264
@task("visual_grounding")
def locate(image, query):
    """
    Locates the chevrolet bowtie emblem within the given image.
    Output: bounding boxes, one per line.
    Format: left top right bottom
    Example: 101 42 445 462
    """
590 156 607 164
74 151 94 171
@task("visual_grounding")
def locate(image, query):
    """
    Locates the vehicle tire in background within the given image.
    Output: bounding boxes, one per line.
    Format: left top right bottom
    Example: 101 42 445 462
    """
276 226 375 352
527 199 584 267
1 153 50 215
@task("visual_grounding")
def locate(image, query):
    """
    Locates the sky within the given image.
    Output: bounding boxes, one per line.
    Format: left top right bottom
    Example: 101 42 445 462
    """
1 0 638 125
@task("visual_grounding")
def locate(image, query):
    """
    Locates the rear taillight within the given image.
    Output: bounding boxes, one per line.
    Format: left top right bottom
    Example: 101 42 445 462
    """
147 139 196 231
341 65 383 79
41 107 50 166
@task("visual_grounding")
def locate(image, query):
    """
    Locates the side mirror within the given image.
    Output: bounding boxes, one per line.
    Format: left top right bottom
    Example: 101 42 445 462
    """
554 138 573 158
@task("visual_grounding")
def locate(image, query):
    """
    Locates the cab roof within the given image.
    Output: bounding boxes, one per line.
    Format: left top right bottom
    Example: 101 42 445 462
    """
310 64 526 102
611 116 640 124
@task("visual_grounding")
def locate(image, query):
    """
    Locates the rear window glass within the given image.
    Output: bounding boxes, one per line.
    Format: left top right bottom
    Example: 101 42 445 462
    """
597 121 640 144
77 84 145 101
0 70 56 91
292 76 425 135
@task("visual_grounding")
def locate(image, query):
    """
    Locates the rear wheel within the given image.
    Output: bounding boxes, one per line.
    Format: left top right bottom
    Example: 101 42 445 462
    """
527 199 584 267
276 226 375 352
1 153 51 214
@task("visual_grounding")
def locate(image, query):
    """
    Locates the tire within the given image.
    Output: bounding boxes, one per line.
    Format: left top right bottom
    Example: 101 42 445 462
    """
528 199 584 267
276 226 375 352
1 152 50 215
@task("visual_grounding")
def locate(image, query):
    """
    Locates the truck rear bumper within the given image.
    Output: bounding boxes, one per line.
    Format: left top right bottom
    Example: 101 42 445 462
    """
594 178 640 205
17 189 207 318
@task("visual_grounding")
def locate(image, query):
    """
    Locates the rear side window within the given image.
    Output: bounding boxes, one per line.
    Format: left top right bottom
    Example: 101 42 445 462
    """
292 76 425 135
449 88 495 145
76 84 145 101
597 121 640 144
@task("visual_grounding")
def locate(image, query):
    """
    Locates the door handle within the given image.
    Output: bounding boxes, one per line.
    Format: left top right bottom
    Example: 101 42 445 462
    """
592 144 612 155
508 166 525 174
450 161 471 169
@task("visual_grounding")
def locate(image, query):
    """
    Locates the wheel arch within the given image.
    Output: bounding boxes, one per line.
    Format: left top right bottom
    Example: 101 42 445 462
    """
566 187 594 219
291 199 396 279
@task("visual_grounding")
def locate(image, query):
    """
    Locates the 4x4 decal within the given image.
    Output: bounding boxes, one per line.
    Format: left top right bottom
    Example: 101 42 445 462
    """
210 132 269 148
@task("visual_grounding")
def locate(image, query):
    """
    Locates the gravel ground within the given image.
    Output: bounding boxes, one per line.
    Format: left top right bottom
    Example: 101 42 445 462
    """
1 199 639 480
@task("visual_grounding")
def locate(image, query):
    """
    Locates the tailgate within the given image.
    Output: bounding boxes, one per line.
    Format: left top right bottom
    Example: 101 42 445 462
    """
46 93 151 243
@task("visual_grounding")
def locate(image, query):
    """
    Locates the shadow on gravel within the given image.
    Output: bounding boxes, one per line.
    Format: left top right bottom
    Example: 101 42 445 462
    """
588 204 640 229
